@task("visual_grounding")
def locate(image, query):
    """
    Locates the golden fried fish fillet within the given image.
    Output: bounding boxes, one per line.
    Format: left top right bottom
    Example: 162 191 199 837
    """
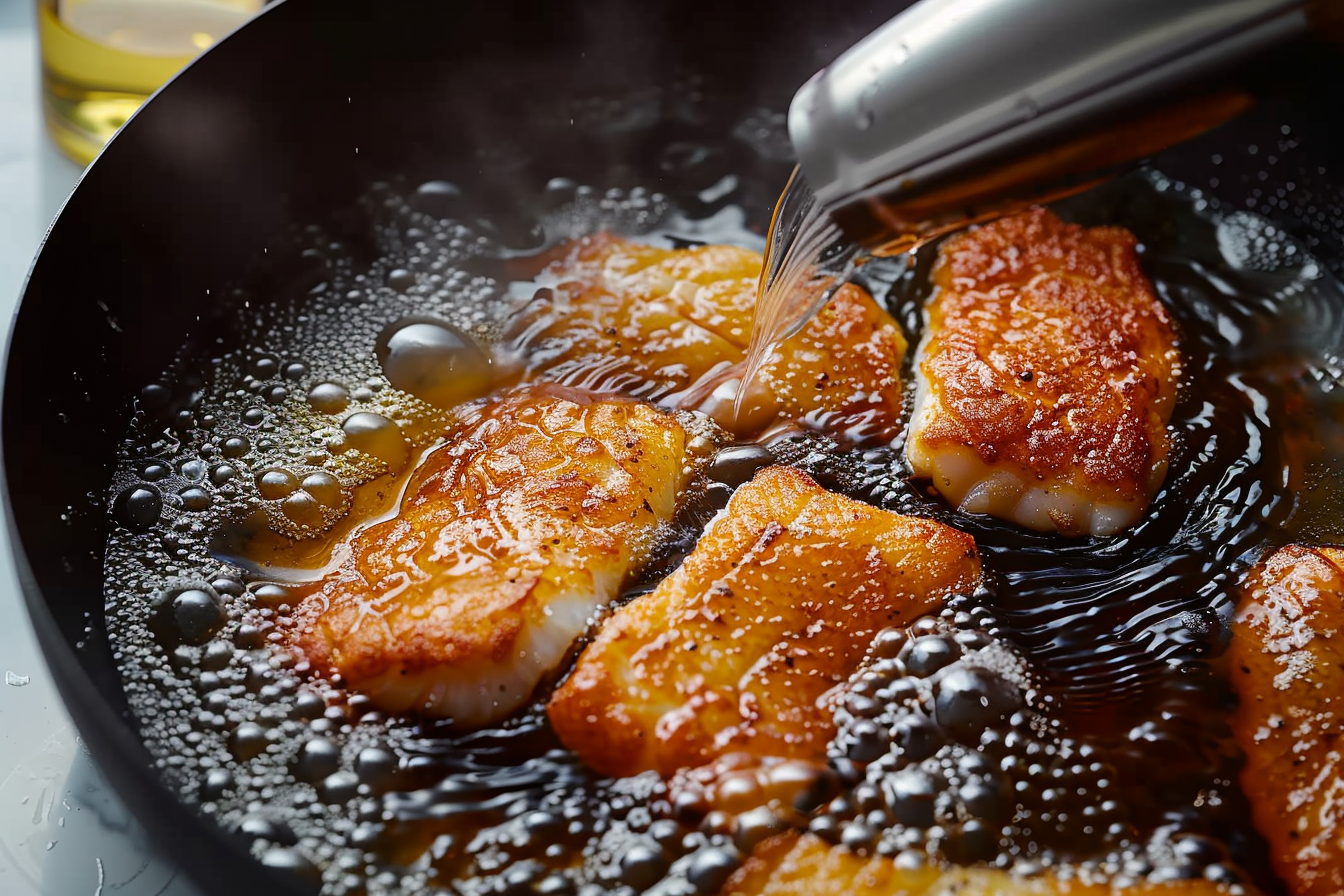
721 832 1260 896
284 384 704 728
1230 544 1344 896
507 233 908 444
547 465 980 778
907 208 1181 538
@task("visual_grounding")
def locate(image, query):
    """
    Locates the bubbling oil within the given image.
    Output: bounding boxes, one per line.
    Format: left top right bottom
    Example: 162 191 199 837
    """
99 146 1344 895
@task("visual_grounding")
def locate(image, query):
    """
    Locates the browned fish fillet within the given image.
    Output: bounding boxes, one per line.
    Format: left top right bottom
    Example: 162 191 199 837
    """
1231 543 1344 896
507 232 908 444
546 465 981 778
721 832 1261 896
907 208 1181 537
284 384 705 727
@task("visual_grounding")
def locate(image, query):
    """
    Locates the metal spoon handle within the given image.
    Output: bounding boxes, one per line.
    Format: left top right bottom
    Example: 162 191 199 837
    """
789 0 1318 250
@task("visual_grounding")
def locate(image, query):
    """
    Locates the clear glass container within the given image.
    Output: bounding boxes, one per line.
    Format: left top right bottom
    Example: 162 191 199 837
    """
37 0 263 165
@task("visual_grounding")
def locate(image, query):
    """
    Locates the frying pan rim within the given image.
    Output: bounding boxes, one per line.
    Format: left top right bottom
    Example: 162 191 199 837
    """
0 0 313 893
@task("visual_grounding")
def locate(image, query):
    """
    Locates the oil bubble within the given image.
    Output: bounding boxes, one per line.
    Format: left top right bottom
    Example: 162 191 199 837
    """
293 689 325 719
178 486 212 512
411 180 465 218
221 436 251 459
685 847 739 893
387 269 417 292
212 577 244 599
281 490 325 528
161 586 226 646
257 469 299 500
180 458 208 481
355 746 397 787
620 842 670 889
140 383 171 409
341 412 409 472
296 737 341 782
307 382 350 415
201 768 234 800
252 583 290 607
321 770 361 803
300 471 343 507
933 666 1021 740
707 445 773 488
113 485 162 532
375 319 492 410
545 176 578 198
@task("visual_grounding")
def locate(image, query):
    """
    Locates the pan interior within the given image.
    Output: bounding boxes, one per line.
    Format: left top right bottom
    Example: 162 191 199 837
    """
9 2 1344 894
101 106 1344 896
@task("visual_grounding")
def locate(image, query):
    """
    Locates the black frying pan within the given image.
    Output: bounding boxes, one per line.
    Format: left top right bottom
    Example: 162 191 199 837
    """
5 1 1344 894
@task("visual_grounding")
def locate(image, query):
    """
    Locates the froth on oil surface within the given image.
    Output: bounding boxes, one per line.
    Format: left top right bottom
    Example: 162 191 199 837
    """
100 161 780 895
98 159 1344 896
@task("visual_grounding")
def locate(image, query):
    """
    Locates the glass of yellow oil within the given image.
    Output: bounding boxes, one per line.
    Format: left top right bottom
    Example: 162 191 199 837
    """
37 0 264 165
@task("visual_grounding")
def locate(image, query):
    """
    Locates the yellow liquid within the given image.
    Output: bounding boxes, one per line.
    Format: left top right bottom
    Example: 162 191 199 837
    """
38 0 262 165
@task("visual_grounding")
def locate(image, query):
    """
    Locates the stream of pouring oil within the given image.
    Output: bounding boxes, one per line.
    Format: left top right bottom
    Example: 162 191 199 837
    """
736 80 1264 417
734 168 860 420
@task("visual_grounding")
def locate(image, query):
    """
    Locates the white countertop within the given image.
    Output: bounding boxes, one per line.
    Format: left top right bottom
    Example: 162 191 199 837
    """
0 3 200 893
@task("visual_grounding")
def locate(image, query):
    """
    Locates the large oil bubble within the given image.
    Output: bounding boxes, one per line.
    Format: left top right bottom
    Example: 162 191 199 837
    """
375 318 493 411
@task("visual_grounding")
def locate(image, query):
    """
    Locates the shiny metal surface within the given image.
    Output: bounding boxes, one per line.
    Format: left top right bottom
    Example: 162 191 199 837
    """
789 0 1311 240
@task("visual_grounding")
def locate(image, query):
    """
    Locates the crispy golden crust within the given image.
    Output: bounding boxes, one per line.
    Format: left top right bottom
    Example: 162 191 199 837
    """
1231 544 1344 896
908 208 1180 533
721 833 1259 896
284 384 694 726
546 466 980 779
510 233 907 444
